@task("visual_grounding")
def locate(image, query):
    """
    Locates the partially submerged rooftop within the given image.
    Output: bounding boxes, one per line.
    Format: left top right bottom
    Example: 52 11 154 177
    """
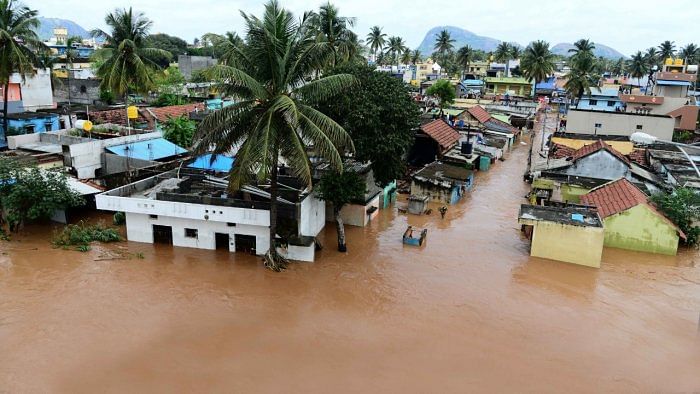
518 204 602 228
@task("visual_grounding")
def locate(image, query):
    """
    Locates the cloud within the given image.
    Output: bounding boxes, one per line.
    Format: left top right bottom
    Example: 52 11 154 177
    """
33 0 698 55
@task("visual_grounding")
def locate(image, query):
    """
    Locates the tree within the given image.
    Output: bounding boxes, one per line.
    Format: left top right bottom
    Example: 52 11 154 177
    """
494 42 512 77
628 51 649 88
644 47 659 69
433 29 455 68
410 49 421 65
162 115 195 147
426 79 455 112
564 54 600 99
612 57 625 76
456 45 474 79
568 39 595 59
658 40 676 60
317 170 366 252
309 2 360 67
387 36 406 67
400 49 411 65
0 0 44 143
651 188 700 246
680 43 698 64
318 63 420 186
144 33 188 67
91 8 171 111
192 1 355 271
153 65 186 106
0 157 83 232
520 40 555 93
202 31 244 65
366 26 386 62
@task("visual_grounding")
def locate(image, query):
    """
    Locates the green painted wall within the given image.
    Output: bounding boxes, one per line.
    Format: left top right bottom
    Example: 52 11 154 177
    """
561 184 591 204
532 178 554 190
603 204 679 255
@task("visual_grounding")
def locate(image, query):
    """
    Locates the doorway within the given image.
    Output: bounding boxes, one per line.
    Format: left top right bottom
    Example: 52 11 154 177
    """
234 234 256 255
215 233 230 251
152 225 173 245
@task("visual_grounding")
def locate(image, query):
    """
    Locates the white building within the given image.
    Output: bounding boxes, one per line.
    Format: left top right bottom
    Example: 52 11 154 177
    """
96 170 326 262
9 69 55 112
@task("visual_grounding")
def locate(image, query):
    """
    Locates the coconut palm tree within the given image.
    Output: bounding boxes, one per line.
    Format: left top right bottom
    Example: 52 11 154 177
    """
658 40 676 60
366 25 386 63
410 49 421 65
400 49 411 66
91 7 171 117
192 1 355 271
433 29 455 68
680 43 698 64
568 39 596 60
520 40 555 94
629 51 649 89
387 36 406 67
564 54 600 99
644 47 659 69
202 31 244 66
494 42 512 77
456 45 474 79
0 0 44 140
612 57 625 76
309 2 359 67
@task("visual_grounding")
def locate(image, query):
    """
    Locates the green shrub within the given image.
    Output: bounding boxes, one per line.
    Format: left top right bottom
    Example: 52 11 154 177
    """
113 211 126 225
52 221 121 251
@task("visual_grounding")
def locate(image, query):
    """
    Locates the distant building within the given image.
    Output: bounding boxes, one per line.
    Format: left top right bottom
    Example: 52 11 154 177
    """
178 55 217 80
581 178 684 255
565 109 675 140
0 69 56 146
484 76 532 97
575 88 623 112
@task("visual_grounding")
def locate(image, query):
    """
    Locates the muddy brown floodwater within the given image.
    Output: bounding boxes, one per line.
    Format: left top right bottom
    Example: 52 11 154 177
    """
2 133 700 393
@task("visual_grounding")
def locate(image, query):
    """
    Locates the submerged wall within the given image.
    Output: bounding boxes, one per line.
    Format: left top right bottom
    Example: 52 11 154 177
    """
530 221 604 268
603 204 679 255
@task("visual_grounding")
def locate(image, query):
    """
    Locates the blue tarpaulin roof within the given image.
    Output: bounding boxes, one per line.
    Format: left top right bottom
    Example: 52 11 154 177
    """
188 153 234 172
657 80 691 86
105 138 187 161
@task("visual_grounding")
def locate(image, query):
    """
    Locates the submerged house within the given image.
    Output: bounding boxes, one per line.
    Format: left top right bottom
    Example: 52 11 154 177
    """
410 119 460 165
96 169 325 262
559 139 631 181
518 204 604 268
411 161 474 204
580 178 684 255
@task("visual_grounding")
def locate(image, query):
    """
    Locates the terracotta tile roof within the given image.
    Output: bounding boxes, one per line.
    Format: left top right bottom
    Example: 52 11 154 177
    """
149 103 205 122
420 119 460 150
467 105 491 123
467 105 519 134
580 178 685 238
627 149 648 167
549 142 576 159
571 139 630 166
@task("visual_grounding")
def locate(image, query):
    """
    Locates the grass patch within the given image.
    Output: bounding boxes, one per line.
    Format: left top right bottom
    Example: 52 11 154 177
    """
52 221 121 252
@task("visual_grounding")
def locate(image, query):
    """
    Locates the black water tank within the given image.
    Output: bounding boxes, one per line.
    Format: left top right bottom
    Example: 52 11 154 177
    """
461 141 473 155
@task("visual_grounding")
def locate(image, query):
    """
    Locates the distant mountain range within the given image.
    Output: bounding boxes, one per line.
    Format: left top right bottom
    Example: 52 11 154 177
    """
550 42 626 60
35 17 91 40
416 26 626 60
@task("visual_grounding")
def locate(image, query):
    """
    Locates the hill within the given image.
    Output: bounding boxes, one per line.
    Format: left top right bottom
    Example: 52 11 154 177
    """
35 17 91 40
416 26 507 56
551 42 626 59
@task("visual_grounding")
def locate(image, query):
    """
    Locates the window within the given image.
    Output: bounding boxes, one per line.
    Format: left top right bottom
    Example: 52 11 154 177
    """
79 85 87 94
149 214 158 219
24 124 35 133
589 99 598 106
185 228 198 238
45 122 53 131
636 125 643 130
227 222 237 227
594 123 602 128
607 101 615 107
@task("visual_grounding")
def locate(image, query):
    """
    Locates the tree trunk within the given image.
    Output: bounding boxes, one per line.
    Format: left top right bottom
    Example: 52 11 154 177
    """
66 69 73 128
334 206 347 252
263 147 288 271
2 83 9 145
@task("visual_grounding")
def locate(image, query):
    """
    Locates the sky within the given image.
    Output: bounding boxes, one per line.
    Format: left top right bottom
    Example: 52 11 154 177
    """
33 0 698 55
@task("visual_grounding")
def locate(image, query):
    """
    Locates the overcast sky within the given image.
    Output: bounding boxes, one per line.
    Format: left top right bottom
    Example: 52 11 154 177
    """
34 0 697 55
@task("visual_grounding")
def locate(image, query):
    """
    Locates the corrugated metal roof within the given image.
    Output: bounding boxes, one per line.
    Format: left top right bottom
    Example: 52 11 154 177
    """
105 138 187 161
187 153 235 172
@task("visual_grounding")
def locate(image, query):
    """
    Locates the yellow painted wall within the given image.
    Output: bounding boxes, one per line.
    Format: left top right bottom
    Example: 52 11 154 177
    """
530 221 604 268
603 204 680 255
551 137 634 155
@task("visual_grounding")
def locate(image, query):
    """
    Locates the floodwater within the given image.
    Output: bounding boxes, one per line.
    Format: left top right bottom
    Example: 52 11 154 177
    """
2 133 700 393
